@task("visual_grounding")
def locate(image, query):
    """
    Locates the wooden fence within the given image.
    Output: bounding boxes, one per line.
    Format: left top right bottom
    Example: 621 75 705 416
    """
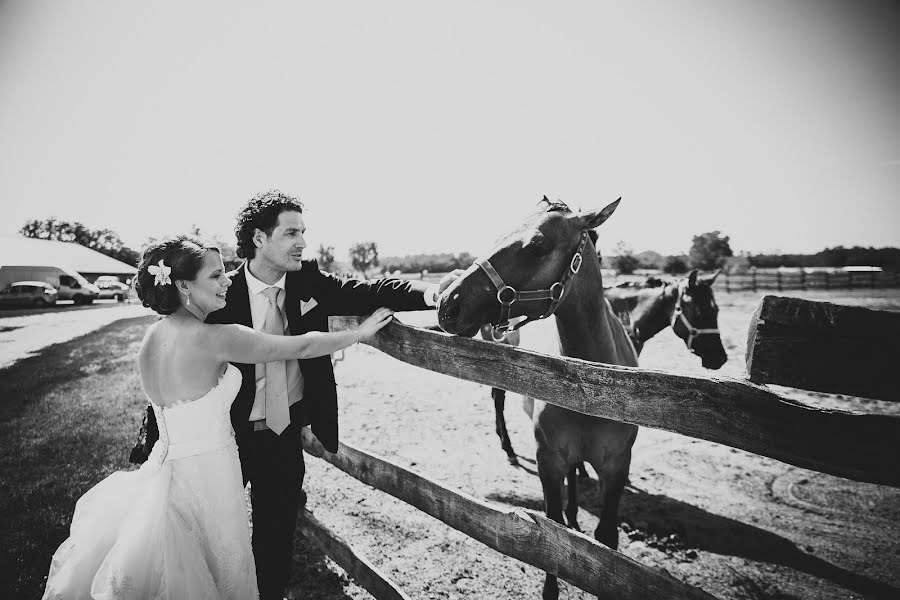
720 269 900 292
294 302 899 599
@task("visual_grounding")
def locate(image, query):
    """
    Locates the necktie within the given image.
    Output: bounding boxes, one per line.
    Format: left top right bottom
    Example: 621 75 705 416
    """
262 287 290 434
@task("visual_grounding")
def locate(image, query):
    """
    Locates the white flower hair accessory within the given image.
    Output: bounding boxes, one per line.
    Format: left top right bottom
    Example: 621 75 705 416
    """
147 259 172 286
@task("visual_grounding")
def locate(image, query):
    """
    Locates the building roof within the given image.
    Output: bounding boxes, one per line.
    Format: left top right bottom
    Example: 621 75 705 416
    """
0 235 137 275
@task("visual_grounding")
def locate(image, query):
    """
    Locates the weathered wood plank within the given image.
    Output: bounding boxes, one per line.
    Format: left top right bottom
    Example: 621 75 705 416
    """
330 316 900 487
298 509 411 600
746 295 900 402
751 294 900 336
301 429 716 600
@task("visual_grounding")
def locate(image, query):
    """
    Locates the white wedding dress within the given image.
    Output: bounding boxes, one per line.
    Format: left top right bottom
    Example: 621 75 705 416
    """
43 364 259 599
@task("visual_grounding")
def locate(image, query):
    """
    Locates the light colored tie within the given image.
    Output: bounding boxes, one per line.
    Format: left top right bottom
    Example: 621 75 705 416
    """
262 287 291 435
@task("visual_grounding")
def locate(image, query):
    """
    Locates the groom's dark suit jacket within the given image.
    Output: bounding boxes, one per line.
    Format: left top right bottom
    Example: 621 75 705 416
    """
206 260 432 457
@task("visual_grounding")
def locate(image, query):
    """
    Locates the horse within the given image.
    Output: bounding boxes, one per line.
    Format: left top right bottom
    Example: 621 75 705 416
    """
484 269 727 469
605 269 727 368
439 196 637 599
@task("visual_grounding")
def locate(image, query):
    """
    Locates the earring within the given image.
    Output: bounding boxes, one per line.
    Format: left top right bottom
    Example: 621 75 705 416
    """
185 293 191 307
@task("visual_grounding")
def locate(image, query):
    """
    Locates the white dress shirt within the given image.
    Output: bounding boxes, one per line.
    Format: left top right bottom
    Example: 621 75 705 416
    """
244 263 303 422
245 264 441 421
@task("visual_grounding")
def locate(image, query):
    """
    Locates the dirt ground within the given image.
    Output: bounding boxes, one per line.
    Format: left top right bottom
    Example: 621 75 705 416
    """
297 289 900 600
5 290 896 599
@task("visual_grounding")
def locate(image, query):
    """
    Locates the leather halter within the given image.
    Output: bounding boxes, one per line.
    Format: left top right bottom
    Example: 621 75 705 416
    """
670 281 719 351
470 230 589 340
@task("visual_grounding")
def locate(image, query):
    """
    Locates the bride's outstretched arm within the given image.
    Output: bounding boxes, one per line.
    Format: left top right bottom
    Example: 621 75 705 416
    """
207 308 393 364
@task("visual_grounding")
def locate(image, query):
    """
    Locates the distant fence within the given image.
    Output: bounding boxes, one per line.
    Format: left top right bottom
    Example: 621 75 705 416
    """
721 270 899 292
402 269 900 291
291 306 900 600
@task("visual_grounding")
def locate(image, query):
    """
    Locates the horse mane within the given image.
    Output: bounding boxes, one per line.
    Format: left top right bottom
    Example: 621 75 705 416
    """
538 196 572 213
537 197 600 248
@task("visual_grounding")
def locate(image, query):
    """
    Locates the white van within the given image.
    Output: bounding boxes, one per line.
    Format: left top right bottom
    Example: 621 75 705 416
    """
0 265 101 304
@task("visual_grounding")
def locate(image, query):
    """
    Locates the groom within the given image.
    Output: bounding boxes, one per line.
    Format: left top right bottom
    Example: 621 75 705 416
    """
212 190 458 599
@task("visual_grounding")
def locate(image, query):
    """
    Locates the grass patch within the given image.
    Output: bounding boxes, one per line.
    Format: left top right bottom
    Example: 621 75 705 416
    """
0 315 358 600
0 315 157 598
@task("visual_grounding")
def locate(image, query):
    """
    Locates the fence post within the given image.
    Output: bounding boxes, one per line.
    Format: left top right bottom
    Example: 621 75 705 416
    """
777 270 782 291
751 268 757 292
725 272 730 293
825 272 830 290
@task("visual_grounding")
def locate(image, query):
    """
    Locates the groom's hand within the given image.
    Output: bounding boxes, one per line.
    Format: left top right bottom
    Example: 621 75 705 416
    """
438 269 465 295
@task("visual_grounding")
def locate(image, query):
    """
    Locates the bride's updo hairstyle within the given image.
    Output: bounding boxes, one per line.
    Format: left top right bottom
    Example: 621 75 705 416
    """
136 235 220 315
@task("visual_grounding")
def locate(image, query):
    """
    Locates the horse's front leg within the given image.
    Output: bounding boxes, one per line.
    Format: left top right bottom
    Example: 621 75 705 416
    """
591 453 632 549
565 466 580 531
537 449 566 600
491 387 517 464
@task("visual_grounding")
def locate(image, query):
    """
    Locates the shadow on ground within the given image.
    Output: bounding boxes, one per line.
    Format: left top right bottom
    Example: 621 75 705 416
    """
488 480 899 599
288 531 359 600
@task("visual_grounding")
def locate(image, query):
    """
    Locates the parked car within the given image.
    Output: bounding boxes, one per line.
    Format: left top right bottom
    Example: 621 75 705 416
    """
0 281 58 308
95 278 131 302
0 265 100 304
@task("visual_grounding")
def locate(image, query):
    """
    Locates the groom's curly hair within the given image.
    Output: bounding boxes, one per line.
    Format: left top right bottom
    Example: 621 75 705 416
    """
135 235 220 315
235 190 305 260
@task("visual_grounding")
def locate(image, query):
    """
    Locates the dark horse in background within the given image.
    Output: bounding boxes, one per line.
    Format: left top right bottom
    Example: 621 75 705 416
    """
605 269 726 365
485 269 727 469
439 196 638 599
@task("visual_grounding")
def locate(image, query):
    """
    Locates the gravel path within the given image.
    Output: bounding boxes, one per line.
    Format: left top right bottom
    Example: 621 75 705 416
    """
0 302 152 369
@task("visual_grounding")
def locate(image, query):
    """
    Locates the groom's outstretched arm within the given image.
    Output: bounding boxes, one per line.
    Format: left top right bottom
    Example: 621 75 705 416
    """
310 261 459 315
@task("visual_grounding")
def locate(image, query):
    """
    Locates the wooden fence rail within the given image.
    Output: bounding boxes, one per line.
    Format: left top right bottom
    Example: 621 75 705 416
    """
746 295 900 402
329 316 900 487
297 509 411 600
300 429 716 600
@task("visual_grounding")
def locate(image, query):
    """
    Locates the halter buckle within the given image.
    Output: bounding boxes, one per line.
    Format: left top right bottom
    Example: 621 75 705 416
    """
570 252 583 274
491 322 510 341
497 285 517 306
549 282 564 301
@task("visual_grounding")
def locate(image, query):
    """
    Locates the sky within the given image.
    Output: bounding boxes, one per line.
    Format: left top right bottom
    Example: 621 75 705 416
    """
1 1 898 261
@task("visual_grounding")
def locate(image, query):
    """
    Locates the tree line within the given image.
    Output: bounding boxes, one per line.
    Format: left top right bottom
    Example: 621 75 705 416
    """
746 246 900 271
19 218 141 267
611 231 900 274
20 219 899 277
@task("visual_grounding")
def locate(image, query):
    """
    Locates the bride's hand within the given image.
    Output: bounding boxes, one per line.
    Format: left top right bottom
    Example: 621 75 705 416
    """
356 308 394 342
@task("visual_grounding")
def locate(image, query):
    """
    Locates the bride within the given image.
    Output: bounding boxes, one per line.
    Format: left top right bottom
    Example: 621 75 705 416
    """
42 235 393 599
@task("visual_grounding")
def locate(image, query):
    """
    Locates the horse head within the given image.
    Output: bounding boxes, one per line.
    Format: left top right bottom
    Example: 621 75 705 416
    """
439 196 619 337
671 269 728 369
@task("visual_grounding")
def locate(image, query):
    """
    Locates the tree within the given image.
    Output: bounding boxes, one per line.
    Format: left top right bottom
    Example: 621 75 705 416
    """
612 241 640 275
688 231 733 271
212 235 239 270
317 244 336 272
20 217 139 266
663 255 689 275
349 241 379 277
380 251 476 274
184 225 239 271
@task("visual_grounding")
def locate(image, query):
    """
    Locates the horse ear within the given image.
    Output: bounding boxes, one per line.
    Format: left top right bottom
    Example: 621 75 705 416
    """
687 269 698 287
700 269 720 285
578 197 621 230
